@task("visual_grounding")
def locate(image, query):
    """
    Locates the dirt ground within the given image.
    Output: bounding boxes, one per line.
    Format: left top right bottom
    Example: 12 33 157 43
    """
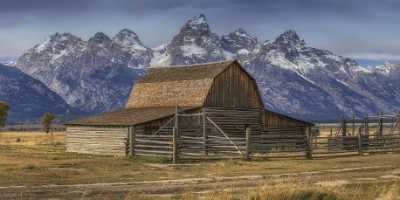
0 132 400 200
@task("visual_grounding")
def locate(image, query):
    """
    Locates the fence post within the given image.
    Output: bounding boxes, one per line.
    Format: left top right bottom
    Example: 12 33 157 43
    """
352 113 356 136
342 116 347 136
245 127 252 160
364 114 369 136
378 112 383 138
305 126 313 159
128 126 135 156
358 131 363 155
173 105 179 164
173 126 178 164
202 109 208 156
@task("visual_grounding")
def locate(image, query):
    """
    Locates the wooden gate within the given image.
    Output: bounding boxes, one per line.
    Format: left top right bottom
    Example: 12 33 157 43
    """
251 127 309 158
178 111 244 160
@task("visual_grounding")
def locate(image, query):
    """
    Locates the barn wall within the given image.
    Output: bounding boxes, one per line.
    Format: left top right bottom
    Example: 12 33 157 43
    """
205 107 263 138
65 126 128 156
263 110 310 128
205 63 263 109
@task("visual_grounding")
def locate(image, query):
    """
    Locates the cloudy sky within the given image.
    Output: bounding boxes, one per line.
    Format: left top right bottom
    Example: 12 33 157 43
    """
0 0 399 63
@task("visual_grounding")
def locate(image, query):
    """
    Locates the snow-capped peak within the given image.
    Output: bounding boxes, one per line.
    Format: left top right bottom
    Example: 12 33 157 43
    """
233 28 254 39
113 29 148 51
34 32 83 53
183 14 210 32
274 30 305 48
87 32 112 51
89 32 112 44
221 28 258 54
375 61 400 74
188 14 207 25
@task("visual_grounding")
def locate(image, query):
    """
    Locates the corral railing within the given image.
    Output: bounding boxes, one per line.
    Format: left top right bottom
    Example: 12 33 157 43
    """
129 118 174 157
310 133 400 157
310 113 400 157
127 110 400 163
251 127 309 158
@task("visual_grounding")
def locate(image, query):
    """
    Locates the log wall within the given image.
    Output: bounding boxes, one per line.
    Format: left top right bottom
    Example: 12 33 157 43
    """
65 126 128 156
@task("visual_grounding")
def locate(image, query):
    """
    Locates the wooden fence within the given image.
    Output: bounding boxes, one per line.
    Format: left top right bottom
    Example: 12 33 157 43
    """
127 111 400 163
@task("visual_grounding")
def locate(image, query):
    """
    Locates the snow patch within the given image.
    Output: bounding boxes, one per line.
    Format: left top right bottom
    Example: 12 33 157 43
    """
151 48 171 67
181 44 207 57
237 49 250 55
222 50 235 59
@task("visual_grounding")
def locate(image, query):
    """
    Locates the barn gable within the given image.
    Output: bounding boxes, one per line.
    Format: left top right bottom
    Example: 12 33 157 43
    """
205 61 263 108
125 60 234 109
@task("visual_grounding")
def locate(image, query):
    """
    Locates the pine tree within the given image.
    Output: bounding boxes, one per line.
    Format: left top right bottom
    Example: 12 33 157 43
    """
0 101 9 128
41 112 56 133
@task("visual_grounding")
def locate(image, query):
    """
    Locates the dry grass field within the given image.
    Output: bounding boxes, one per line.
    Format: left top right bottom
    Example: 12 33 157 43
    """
0 131 400 199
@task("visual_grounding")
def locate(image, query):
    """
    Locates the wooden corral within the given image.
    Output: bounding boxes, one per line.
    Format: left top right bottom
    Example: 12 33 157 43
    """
65 60 314 162
311 113 400 157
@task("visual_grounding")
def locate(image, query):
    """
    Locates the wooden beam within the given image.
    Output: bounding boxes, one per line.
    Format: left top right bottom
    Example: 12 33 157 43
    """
172 126 178 164
352 113 356 136
305 126 313 159
365 114 369 136
379 112 384 138
128 126 135 156
202 108 208 156
342 116 347 137
245 127 252 160
358 131 363 155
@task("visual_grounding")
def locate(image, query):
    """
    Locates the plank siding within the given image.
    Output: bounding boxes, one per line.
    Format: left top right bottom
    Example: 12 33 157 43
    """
66 126 128 156
205 107 263 138
205 63 263 109
264 110 310 128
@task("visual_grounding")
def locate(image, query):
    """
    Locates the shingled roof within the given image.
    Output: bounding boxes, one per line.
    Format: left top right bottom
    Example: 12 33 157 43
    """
65 106 198 126
125 60 236 109
140 60 234 83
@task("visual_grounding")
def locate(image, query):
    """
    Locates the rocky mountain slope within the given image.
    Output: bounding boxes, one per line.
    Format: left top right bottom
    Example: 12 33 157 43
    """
15 14 400 121
0 64 71 122
16 31 146 113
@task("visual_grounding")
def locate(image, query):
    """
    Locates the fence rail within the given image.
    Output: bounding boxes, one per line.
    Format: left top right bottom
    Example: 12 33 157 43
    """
127 110 400 163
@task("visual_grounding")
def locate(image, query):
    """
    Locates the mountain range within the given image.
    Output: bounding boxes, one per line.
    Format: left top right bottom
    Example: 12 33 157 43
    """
7 14 400 121
0 64 71 122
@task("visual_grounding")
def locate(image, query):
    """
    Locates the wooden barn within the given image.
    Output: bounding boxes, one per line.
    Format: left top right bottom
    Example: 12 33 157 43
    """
65 60 313 160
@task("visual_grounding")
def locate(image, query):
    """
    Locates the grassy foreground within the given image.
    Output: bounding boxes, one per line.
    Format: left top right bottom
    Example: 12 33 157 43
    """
0 132 400 199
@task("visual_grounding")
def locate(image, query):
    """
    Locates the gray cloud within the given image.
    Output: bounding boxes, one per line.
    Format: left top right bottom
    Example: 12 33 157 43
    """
0 0 400 61
0 0 101 13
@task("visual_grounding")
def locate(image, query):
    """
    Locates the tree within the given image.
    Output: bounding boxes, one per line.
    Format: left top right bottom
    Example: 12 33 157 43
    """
41 112 56 134
0 101 9 128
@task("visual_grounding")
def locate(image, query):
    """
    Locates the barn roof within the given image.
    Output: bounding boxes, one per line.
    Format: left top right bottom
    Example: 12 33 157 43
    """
125 60 236 109
141 60 235 83
65 106 199 126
